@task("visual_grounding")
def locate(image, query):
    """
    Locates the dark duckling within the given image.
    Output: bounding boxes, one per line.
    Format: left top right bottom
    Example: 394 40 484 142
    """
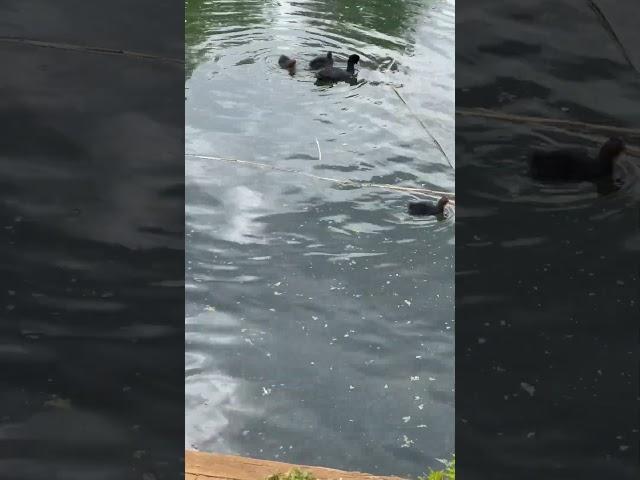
309 52 333 70
278 55 297 70
316 54 360 83
408 196 450 217
529 137 626 182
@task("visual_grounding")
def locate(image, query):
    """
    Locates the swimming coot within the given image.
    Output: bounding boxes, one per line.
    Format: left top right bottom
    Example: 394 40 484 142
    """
529 137 626 181
408 196 450 217
278 55 297 69
309 52 333 70
316 54 360 83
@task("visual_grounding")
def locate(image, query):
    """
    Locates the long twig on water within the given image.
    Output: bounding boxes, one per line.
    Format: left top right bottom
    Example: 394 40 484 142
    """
585 0 638 75
456 108 640 157
185 153 455 202
0 36 184 65
457 108 640 136
315 138 322 162
390 86 454 169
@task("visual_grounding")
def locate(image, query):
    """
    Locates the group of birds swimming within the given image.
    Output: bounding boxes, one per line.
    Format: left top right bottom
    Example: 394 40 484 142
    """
280 54 629 220
279 51 360 84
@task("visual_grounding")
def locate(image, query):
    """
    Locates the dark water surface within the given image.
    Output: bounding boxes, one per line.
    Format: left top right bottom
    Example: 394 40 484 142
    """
185 0 454 476
1 2 184 479
456 1 639 478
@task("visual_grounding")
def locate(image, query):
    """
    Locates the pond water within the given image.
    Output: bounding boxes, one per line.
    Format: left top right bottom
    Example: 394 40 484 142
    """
1 2 184 479
185 0 455 477
456 1 639 477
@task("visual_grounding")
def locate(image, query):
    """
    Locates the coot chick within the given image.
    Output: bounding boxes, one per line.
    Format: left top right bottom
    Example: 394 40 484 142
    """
316 54 360 83
529 137 626 181
278 55 297 69
309 52 333 70
408 196 450 217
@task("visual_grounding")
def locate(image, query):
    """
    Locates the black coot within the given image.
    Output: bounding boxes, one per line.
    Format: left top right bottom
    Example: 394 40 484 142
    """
408 196 450 217
529 137 626 181
278 55 297 69
309 52 333 70
316 54 360 83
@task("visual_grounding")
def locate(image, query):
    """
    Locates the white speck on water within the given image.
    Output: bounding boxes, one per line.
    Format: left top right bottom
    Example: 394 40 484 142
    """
478 337 486 344
404 299 411 306
262 387 272 396
526 432 536 438
520 382 535 396
400 435 414 448
402 416 411 423
410 376 419 382
418 404 424 410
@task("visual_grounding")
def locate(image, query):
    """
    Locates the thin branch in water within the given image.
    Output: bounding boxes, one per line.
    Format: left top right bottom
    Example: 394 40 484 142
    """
456 108 640 136
585 0 638 75
315 138 322 162
185 152 455 202
456 108 640 157
0 36 184 65
391 86 454 169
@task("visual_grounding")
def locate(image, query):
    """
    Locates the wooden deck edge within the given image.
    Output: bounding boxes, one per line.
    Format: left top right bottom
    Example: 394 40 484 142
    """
185 450 407 480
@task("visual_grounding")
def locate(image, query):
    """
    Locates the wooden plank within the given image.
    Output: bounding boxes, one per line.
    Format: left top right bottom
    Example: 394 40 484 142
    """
185 450 406 480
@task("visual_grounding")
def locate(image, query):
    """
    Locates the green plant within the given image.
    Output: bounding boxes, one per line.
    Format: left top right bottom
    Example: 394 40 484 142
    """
420 455 455 480
266 468 316 480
